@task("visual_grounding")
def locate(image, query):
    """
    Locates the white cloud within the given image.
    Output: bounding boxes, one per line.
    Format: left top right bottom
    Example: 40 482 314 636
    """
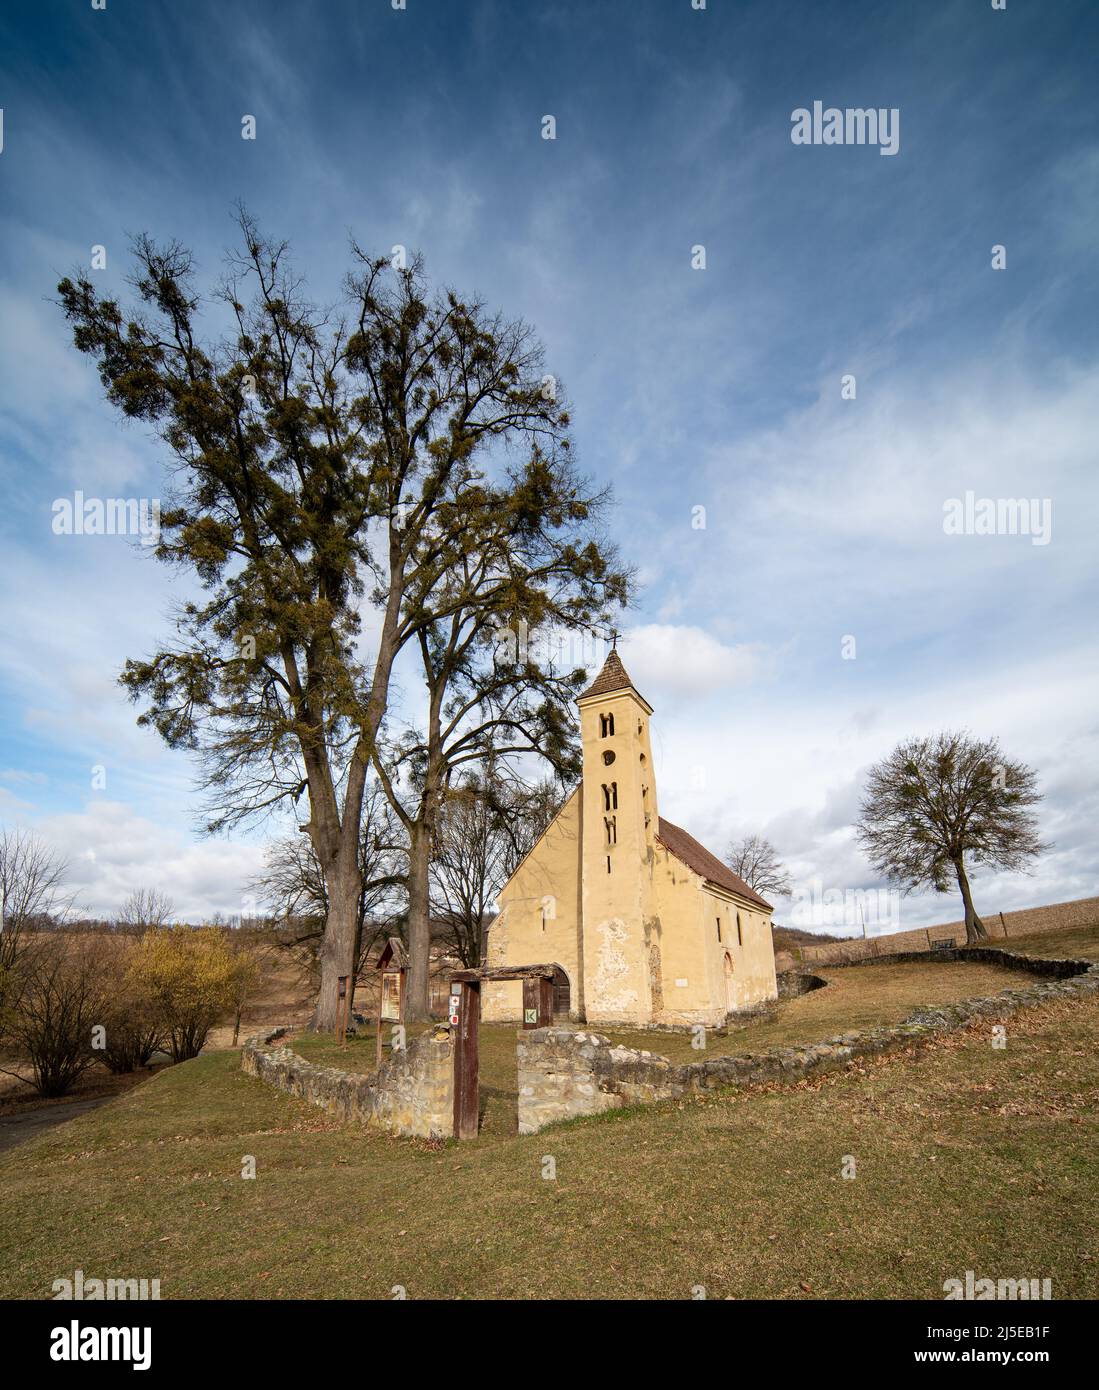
31 800 267 923
646 642 1099 935
621 623 769 700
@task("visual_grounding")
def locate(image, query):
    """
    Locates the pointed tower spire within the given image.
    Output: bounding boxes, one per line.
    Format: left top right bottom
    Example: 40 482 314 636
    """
578 647 648 706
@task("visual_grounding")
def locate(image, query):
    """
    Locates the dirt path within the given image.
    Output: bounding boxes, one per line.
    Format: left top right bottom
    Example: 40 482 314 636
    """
0 1094 117 1154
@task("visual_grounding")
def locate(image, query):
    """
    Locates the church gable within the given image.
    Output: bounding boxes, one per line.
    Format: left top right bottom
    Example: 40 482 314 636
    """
488 789 583 1016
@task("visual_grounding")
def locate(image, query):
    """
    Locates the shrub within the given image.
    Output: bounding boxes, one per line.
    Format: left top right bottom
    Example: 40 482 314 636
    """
98 985 163 1073
6 938 111 1097
130 928 245 1062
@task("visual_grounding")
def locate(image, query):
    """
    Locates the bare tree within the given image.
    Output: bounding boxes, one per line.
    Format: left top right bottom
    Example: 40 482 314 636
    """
2 937 111 1098
724 834 791 899
430 777 563 968
0 829 75 1045
0 828 75 938
249 784 404 995
855 731 1048 944
498 779 565 879
117 887 175 931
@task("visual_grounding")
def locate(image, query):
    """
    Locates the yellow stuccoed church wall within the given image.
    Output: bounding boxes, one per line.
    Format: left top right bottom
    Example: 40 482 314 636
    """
650 848 777 1026
483 789 583 1022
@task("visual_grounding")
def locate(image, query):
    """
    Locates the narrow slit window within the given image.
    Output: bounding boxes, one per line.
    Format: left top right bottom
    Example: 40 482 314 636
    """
717 916 722 942
736 912 743 946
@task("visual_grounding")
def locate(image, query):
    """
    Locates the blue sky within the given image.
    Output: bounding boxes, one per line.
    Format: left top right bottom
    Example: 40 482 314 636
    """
1 0 1096 930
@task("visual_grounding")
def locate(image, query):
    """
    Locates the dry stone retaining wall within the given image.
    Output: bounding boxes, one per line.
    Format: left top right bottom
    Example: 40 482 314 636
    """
241 1025 453 1139
517 953 1099 1134
776 970 827 998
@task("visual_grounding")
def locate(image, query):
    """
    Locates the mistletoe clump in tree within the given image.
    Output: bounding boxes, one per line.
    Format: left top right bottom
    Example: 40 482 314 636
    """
58 209 626 1029
855 731 1048 943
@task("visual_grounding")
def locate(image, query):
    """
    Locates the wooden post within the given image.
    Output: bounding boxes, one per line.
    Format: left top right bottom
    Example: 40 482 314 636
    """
453 979 480 1140
522 977 539 1030
336 975 349 1047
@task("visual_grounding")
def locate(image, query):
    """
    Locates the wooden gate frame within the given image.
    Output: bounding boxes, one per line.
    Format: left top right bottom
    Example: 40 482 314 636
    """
449 963 567 1140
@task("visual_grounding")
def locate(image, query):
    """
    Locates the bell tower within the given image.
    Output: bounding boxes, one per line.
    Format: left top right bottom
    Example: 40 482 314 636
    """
576 648 658 1024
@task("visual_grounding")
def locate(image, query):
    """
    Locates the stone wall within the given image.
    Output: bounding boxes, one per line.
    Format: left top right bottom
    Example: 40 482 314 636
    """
791 896 1099 966
516 954 1099 1134
834 945 1092 977
775 970 827 999
241 1025 454 1139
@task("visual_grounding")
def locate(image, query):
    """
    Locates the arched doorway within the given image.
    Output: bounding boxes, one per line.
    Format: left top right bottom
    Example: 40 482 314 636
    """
723 952 735 1014
552 966 571 1018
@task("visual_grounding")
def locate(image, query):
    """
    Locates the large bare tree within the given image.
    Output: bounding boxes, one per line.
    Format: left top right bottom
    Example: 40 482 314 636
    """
855 731 1047 943
724 833 791 899
430 775 566 970
58 212 584 1028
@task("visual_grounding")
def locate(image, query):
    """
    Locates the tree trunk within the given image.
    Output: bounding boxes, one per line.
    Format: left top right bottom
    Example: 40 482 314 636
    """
311 851 363 1031
405 818 433 1022
954 857 987 944
301 584 399 1033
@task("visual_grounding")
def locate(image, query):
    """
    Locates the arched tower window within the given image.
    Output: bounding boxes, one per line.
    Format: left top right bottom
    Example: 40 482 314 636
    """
601 782 618 811
600 712 615 737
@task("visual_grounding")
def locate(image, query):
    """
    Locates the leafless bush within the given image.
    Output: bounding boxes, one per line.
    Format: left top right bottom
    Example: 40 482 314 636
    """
3 938 112 1098
98 961 164 1073
0 828 76 1050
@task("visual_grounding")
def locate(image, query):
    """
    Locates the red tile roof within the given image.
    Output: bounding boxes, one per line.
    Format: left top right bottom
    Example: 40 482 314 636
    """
657 817 773 911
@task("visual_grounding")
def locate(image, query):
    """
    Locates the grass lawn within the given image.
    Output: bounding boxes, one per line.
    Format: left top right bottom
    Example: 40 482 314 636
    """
1 963 1096 1299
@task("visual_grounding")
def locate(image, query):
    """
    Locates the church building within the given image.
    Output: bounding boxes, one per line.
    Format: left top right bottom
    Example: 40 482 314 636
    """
482 650 778 1028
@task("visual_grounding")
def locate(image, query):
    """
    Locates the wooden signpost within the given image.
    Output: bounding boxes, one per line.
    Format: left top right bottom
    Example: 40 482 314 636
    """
451 979 480 1141
522 975 554 1029
374 937 408 1070
336 974 350 1047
